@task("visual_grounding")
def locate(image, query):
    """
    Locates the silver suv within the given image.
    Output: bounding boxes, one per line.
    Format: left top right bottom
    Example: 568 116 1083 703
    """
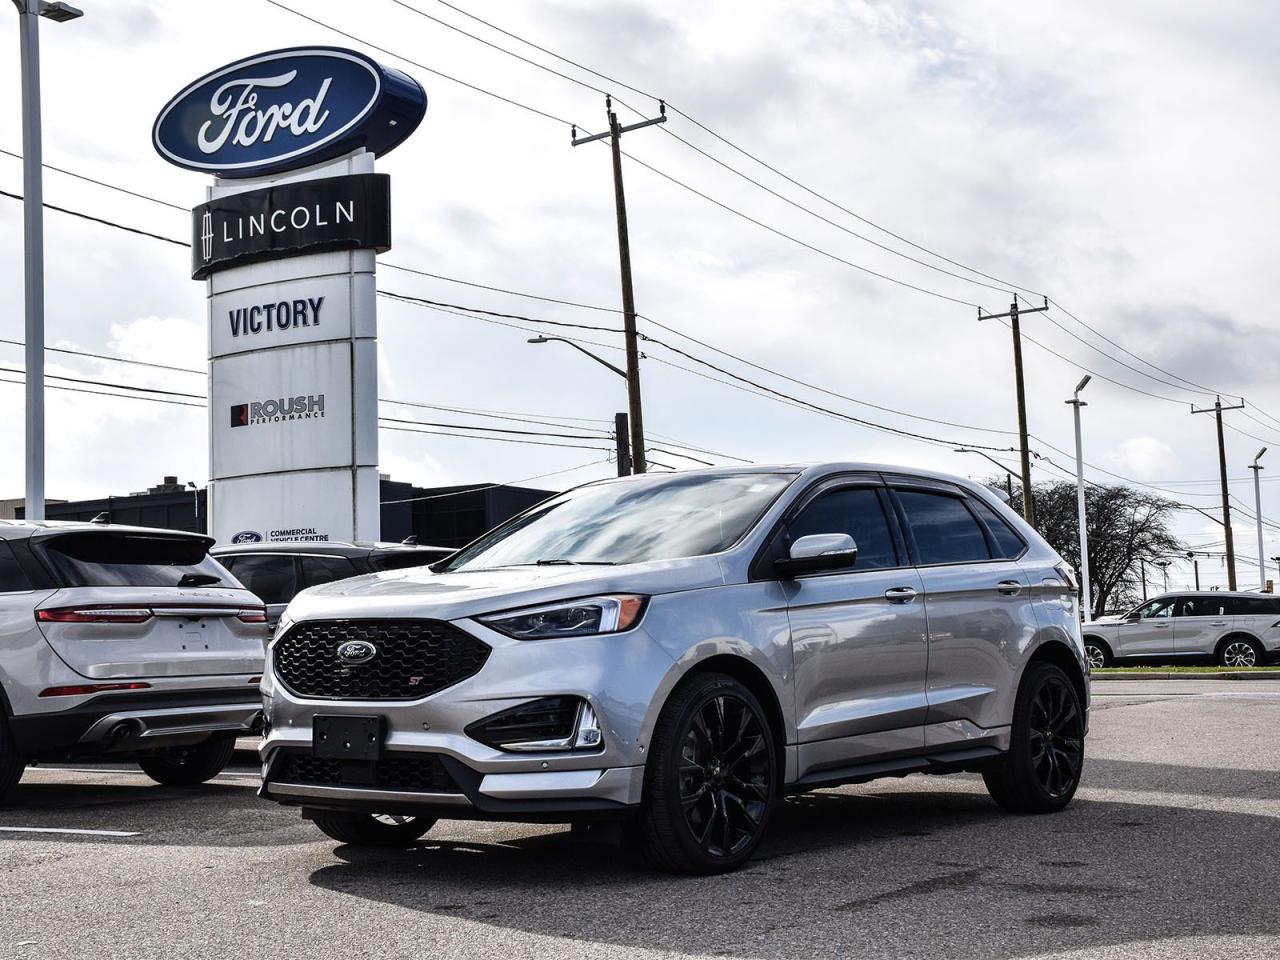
0 521 267 800
1083 591 1280 668
259 464 1088 873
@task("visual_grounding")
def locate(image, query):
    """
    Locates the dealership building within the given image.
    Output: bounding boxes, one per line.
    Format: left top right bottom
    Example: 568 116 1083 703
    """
1 476 549 550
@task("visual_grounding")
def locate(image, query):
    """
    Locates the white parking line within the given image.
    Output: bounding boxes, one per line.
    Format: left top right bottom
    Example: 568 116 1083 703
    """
0 826 139 838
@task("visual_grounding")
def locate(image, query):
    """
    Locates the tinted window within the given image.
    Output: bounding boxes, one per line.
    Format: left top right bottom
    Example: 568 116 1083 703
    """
0 541 32 593
224 554 297 605
787 487 898 571
896 491 991 565
301 555 358 588
37 533 226 588
1224 596 1280 616
969 498 1026 559
1177 596 1228 618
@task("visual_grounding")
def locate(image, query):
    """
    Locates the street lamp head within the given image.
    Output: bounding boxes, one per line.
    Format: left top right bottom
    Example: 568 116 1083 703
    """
1074 374 1092 396
1255 447 1268 464
38 1 83 21
527 336 549 344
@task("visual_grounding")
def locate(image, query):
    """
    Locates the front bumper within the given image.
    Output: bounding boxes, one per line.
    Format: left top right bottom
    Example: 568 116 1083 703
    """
9 687 264 760
259 615 678 820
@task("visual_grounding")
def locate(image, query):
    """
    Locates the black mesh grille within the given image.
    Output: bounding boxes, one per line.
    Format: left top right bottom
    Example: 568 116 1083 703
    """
277 750 459 793
273 619 490 700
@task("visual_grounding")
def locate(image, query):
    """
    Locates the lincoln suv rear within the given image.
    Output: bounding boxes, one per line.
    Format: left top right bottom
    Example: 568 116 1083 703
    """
259 464 1088 873
0 521 268 800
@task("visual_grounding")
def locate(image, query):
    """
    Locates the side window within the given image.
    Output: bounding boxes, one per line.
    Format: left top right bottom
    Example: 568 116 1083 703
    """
787 487 898 571
227 554 297 606
1136 598 1175 619
968 498 1026 559
895 490 992 565
1224 596 1276 617
0 541 32 593
301 556 359 588
1178 596 1225 618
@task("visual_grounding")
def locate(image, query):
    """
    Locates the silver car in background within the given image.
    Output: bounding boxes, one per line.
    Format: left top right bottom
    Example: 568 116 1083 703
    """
0 521 267 800
1082 591 1280 668
259 464 1088 874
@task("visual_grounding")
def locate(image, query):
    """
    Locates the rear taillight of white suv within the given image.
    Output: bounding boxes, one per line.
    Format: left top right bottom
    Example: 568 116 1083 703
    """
37 604 268 624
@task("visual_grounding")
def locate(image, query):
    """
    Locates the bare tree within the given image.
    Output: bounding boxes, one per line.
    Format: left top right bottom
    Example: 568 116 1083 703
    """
988 478 1184 619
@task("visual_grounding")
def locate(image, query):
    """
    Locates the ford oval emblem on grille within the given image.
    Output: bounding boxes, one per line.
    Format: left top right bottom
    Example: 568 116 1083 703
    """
336 640 377 664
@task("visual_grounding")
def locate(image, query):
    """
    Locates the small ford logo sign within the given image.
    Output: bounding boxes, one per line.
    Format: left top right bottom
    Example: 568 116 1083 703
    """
152 46 427 178
231 530 263 544
336 640 377 665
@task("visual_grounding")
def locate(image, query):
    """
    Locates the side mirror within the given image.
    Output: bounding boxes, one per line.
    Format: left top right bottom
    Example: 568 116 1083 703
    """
1123 611 1141 622
776 533 858 578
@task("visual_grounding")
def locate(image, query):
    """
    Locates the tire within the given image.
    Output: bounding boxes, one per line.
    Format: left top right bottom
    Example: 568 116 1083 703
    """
984 661 1084 814
636 672 777 874
0 717 25 804
1218 637 1265 669
311 813 436 847
1082 638 1111 670
137 735 236 786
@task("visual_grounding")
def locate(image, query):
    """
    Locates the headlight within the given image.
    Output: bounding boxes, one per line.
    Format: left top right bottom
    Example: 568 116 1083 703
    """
479 594 647 640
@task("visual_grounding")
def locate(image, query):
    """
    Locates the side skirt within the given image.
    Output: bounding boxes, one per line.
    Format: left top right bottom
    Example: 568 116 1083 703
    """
784 745 1005 794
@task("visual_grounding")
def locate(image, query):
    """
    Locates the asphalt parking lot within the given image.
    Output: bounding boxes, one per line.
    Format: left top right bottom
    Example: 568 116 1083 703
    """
2 679 1278 960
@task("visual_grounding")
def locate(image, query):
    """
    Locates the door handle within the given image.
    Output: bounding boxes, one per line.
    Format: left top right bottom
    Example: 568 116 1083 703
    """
996 580 1022 596
885 586 918 604
1152 622 1169 627
1210 621 1228 626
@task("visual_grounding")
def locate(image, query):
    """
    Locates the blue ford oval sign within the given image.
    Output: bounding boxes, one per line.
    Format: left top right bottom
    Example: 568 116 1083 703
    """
153 46 426 178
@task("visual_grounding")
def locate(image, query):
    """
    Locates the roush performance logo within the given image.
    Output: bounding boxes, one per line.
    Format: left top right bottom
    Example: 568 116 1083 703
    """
230 394 325 428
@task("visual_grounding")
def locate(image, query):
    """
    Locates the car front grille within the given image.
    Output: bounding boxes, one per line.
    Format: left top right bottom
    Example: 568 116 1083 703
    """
276 750 460 793
273 619 490 701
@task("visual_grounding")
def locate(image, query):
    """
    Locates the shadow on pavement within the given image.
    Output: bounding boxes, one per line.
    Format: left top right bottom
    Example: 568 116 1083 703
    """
306 786 1280 960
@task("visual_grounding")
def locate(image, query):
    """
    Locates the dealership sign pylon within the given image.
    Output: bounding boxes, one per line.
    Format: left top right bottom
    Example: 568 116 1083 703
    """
153 47 426 544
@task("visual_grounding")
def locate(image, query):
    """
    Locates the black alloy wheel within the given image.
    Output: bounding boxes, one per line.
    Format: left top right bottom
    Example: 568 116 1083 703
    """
311 812 436 847
137 735 237 786
637 673 777 874
984 661 1085 813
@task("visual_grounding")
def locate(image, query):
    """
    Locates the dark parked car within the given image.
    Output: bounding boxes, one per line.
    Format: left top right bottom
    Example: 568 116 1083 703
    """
211 541 451 629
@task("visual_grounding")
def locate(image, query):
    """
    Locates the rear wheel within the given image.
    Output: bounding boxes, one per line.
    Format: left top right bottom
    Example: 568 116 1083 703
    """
1082 638 1111 670
137 735 236 786
984 662 1084 813
636 672 777 874
0 718 25 804
311 812 436 847
1219 638 1264 668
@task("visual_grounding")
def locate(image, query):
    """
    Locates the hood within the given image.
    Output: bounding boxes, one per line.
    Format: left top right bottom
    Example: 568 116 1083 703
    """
284 554 729 623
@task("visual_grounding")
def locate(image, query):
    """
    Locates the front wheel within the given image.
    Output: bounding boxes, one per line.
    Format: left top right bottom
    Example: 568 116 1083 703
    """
984 662 1084 813
1219 638 1264 668
636 672 777 874
311 813 436 847
1082 639 1111 670
137 735 236 786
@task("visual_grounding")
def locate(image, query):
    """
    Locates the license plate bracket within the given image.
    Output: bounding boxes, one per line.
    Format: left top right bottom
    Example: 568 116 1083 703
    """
313 714 384 762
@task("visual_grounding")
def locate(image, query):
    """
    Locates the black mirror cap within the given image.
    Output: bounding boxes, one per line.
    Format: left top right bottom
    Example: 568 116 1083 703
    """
775 549 858 579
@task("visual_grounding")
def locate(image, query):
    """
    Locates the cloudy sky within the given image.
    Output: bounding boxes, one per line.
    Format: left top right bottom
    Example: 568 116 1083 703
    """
2 0 1279 589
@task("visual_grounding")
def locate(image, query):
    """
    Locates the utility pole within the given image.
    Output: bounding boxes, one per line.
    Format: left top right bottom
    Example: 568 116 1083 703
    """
572 96 666 474
1192 397 1246 590
1272 556 1280 589
613 412 632 477
1249 447 1267 591
1187 551 1201 591
12 1 83 521
1066 375 1092 618
1139 557 1147 601
979 296 1049 526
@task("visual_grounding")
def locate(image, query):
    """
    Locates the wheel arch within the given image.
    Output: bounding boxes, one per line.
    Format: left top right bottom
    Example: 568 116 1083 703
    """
1025 640 1088 713
1216 632 1264 657
1081 634 1113 658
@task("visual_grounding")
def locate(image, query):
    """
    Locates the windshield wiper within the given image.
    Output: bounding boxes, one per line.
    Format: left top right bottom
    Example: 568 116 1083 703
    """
178 573 223 587
533 559 616 566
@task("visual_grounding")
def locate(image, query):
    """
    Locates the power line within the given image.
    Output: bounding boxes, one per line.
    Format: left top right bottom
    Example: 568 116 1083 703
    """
0 188 188 247
379 457 612 504
0 147 188 212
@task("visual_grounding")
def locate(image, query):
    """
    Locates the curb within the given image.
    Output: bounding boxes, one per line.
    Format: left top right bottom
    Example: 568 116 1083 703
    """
1092 671 1280 681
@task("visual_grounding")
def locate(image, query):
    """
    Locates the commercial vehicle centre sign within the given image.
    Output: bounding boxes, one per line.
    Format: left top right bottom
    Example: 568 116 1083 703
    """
153 46 427 544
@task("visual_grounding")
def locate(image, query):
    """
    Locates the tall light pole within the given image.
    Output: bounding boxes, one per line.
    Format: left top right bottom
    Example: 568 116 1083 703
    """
1249 447 1267 591
1065 375 1092 618
13 0 83 522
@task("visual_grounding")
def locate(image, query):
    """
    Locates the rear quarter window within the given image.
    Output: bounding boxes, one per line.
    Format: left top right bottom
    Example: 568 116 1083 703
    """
36 533 227 588
0 541 33 593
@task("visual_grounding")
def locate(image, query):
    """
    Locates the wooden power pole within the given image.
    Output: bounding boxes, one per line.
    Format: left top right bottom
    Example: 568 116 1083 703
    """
1192 396 1246 590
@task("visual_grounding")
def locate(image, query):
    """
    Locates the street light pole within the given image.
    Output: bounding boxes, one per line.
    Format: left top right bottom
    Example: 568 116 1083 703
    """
1066 375 1092 618
528 336 632 476
12 0 82 522
1249 447 1267 591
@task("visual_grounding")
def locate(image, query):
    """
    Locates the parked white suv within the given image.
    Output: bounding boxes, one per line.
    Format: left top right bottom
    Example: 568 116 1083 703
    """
1082 591 1280 668
0 521 268 800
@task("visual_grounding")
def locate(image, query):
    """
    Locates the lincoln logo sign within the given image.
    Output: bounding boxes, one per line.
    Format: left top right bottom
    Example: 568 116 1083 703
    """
152 46 427 178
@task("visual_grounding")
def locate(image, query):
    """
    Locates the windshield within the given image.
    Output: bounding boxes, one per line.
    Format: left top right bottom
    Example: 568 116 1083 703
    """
444 473 795 571
37 532 233 588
